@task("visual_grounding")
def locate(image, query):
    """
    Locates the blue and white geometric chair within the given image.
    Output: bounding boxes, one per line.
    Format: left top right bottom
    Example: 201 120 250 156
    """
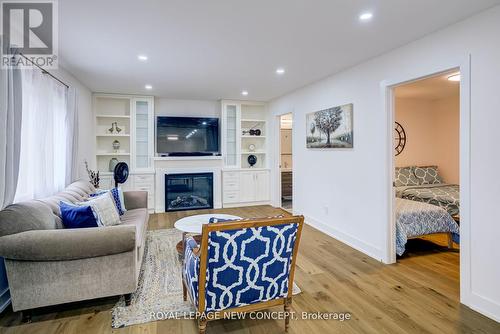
182 215 304 334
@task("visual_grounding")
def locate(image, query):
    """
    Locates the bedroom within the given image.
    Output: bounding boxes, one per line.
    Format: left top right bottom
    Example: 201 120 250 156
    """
393 70 460 258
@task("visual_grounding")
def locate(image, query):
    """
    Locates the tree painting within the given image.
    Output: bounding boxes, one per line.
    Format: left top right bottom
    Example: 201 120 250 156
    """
313 107 342 145
306 103 353 148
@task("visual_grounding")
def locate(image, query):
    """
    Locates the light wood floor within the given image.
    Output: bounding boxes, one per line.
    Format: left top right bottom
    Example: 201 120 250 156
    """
0 205 498 334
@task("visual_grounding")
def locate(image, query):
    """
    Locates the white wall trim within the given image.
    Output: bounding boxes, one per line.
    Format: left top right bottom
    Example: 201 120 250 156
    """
300 212 383 262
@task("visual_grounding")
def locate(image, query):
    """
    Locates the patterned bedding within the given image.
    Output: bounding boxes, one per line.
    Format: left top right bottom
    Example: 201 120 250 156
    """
396 198 459 256
395 183 460 216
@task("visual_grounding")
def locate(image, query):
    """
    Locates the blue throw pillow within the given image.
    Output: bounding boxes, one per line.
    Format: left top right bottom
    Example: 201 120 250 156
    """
60 201 99 229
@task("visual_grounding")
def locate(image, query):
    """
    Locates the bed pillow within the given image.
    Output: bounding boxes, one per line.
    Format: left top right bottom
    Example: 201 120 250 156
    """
394 167 419 187
59 201 99 229
90 188 127 215
82 192 121 226
414 166 443 185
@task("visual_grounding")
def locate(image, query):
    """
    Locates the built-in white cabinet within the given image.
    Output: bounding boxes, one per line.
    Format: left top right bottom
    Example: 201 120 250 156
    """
93 94 155 212
222 169 270 207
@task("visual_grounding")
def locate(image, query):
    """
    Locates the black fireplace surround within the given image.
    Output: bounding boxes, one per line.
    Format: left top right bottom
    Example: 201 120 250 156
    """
165 173 214 212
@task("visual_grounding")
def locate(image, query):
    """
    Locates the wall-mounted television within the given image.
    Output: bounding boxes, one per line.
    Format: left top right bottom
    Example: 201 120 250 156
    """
156 116 219 156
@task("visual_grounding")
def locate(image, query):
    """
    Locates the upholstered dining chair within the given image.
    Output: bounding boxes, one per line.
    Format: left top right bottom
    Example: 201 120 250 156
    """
182 215 304 334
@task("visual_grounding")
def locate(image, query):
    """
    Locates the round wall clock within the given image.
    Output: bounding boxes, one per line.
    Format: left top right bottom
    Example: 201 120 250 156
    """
394 122 406 156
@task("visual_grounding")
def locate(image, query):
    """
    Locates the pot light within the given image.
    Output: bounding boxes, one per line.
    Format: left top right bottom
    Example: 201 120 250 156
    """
276 67 285 75
241 90 249 96
447 74 461 82
145 84 153 90
359 12 373 21
137 54 148 61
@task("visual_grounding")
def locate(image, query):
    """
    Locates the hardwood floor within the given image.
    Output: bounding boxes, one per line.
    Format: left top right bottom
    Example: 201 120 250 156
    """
0 205 498 334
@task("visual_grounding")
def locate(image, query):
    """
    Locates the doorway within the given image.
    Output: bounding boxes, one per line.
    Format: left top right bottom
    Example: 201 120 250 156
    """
381 64 471 303
279 113 293 212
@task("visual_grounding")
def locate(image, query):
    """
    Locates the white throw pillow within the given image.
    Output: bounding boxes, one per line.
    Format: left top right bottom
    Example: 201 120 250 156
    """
83 192 121 226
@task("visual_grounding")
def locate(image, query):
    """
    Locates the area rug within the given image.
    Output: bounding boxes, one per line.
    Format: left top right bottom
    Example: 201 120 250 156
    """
111 228 302 328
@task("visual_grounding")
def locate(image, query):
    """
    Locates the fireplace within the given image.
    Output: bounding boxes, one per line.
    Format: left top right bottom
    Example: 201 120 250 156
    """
165 173 214 211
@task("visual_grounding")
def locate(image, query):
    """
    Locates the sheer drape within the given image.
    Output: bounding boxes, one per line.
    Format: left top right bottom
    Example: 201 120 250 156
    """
0 55 22 209
14 69 74 202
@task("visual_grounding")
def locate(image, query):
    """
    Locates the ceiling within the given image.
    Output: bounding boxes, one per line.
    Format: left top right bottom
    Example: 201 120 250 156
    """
59 0 500 101
394 70 460 100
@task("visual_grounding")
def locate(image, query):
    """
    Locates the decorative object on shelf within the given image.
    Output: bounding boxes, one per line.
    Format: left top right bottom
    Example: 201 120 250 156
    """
112 140 121 152
108 122 123 134
306 103 353 149
113 162 129 188
243 122 262 136
109 158 119 172
85 160 100 188
394 121 406 156
248 144 256 152
247 154 257 167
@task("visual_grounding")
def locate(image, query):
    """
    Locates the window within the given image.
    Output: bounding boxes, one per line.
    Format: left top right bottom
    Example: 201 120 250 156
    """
14 69 72 202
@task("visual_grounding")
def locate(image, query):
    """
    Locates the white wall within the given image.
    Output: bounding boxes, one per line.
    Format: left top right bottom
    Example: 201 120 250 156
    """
269 5 500 321
53 67 93 179
155 98 220 118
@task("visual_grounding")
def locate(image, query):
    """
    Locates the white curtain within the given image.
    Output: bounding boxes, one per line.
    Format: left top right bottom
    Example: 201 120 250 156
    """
0 55 23 209
14 69 76 202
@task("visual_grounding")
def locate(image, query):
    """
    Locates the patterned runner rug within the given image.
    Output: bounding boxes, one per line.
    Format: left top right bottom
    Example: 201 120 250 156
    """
111 228 301 328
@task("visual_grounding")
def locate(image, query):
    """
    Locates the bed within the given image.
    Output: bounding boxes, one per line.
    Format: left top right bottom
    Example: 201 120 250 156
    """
396 198 459 256
395 183 460 217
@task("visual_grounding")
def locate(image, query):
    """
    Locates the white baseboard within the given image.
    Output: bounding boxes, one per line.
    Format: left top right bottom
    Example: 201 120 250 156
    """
299 212 383 262
466 292 500 323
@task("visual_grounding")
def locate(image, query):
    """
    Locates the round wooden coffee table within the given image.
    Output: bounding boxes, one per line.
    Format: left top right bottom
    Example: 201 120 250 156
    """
174 214 241 258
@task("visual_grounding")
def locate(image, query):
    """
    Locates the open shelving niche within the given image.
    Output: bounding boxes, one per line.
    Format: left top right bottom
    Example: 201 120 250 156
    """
94 96 132 172
240 104 268 169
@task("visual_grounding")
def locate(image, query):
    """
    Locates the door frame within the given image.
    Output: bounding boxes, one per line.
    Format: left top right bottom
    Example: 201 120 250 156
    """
273 112 294 210
380 55 471 305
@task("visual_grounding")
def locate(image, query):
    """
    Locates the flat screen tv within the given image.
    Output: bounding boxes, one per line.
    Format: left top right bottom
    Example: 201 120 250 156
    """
156 116 219 156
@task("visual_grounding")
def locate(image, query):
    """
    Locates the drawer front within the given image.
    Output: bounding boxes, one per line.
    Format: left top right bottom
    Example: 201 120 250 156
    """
224 179 240 191
135 185 154 194
223 171 239 183
134 174 154 184
223 191 239 203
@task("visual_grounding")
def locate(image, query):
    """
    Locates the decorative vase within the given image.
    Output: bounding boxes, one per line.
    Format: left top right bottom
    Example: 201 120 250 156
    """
254 129 261 136
109 158 119 172
112 140 120 152
108 122 117 134
247 154 257 167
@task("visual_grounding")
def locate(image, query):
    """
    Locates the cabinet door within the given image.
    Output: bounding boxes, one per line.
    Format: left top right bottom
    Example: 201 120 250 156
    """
132 98 154 171
222 103 240 167
280 129 292 154
239 171 256 202
255 171 270 201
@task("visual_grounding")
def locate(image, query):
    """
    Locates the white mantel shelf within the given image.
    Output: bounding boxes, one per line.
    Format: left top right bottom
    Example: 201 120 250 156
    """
153 156 223 161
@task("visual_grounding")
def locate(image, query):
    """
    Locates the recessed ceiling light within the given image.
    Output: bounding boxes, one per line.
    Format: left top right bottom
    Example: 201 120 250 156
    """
145 84 153 90
276 67 285 75
359 12 373 21
447 74 461 82
241 90 248 96
137 55 148 61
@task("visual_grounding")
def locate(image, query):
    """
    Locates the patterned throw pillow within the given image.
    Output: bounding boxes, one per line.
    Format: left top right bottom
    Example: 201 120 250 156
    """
81 192 121 226
394 167 419 187
414 166 443 185
90 188 126 215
